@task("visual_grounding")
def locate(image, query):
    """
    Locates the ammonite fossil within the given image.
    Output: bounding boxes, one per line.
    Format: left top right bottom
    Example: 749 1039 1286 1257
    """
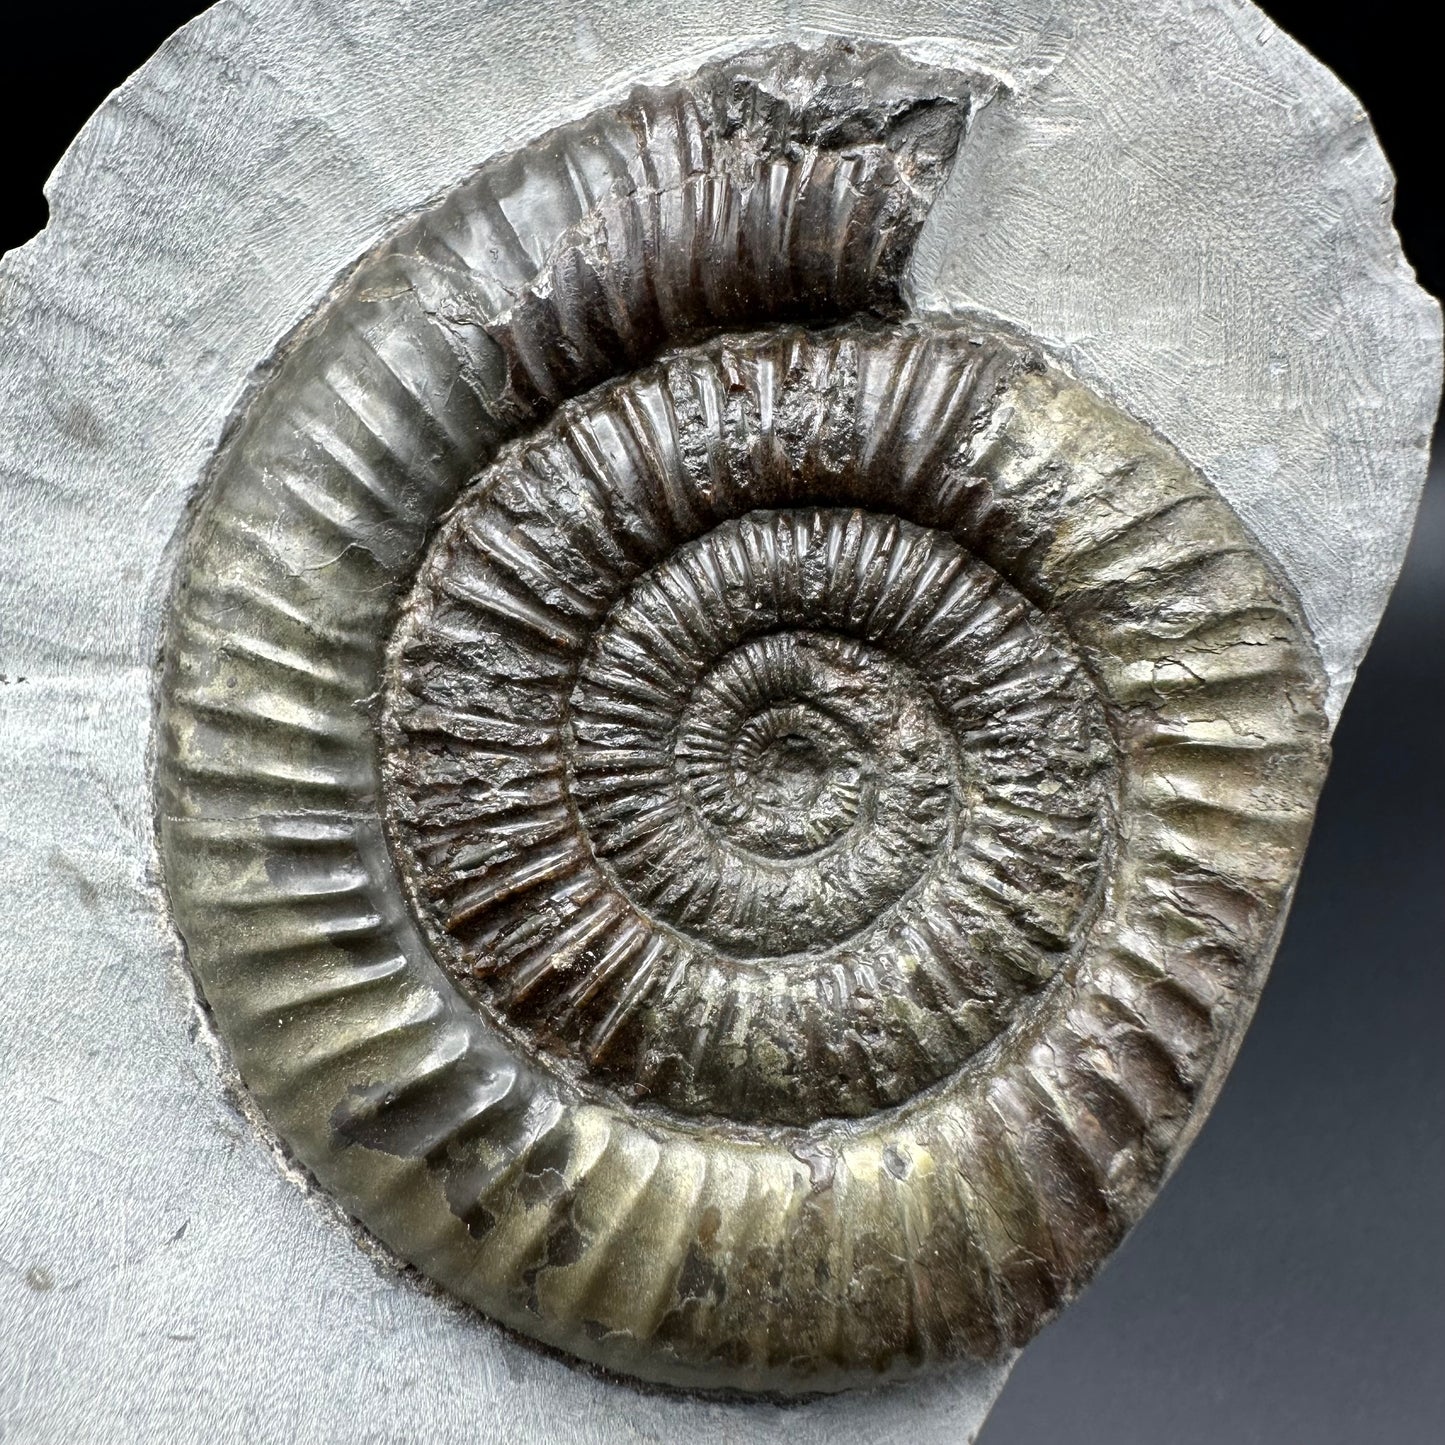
156 40 1330 1394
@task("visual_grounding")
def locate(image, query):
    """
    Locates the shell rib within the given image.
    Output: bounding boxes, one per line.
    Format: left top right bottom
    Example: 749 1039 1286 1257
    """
156 39 1329 1393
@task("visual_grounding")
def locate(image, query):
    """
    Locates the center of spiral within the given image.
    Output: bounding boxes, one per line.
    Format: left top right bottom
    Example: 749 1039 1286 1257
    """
676 636 874 863
574 621 959 958
736 715 833 809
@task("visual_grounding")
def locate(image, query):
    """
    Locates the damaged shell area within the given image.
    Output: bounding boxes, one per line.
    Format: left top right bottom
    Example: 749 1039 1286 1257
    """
154 38 1330 1394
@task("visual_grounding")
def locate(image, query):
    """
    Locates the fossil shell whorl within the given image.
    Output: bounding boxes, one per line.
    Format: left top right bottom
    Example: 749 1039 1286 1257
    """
382 330 1120 1129
155 39 1331 1395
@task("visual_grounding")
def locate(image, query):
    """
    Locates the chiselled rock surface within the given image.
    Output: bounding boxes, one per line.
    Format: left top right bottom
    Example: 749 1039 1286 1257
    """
155 39 1329 1394
5 0 1440 1437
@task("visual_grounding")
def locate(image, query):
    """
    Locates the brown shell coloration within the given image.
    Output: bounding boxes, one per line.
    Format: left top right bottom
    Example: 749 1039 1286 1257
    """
155 39 1330 1395
382 335 1119 1129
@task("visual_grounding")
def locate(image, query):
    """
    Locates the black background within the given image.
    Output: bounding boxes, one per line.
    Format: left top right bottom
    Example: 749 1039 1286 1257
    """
3 6 1440 1442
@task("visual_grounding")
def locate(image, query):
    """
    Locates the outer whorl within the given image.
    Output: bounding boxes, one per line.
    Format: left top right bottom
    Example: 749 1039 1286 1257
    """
156 39 1330 1394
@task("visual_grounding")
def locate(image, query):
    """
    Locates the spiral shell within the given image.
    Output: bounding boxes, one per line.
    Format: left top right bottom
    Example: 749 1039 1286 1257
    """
156 40 1330 1393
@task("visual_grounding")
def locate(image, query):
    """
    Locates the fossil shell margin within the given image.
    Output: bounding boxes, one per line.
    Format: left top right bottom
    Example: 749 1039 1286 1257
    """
155 43 1330 1385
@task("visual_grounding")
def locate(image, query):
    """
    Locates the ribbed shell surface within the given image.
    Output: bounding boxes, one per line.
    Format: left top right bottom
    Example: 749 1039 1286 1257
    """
156 40 1329 1393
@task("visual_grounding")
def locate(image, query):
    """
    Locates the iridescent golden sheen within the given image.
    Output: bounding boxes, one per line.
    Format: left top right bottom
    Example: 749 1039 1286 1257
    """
155 39 1329 1394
